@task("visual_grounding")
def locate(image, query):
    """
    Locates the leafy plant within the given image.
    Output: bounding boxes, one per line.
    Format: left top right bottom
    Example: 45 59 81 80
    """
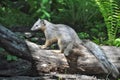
0 7 34 27
51 0 99 30
6 54 18 61
0 47 5 52
90 22 107 44
0 47 18 61
77 32 89 39
27 0 51 20
95 0 120 45
1 0 120 47
0 0 35 27
113 38 120 47
51 0 107 45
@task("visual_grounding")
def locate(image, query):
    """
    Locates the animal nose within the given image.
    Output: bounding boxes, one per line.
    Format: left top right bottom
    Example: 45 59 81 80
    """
31 27 34 31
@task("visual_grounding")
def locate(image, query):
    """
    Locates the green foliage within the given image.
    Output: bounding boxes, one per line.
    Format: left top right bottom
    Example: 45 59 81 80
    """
51 0 107 44
50 45 56 49
0 47 18 61
95 0 120 45
30 33 44 43
0 47 5 52
52 0 99 27
0 7 34 27
0 0 52 27
90 22 107 44
0 0 120 47
113 38 120 47
27 0 51 20
77 32 89 39
6 54 18 61
30 38 38 43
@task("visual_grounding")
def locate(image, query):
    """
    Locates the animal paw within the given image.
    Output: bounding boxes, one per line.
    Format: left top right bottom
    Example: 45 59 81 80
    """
64 49 70 56
40 45 47 49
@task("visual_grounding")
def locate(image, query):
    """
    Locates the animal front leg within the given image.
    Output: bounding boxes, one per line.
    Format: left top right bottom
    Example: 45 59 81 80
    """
41 40 51 49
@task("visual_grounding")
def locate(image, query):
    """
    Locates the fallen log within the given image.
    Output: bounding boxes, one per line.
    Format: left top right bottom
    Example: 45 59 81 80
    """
0 25 33 61
0 25 120 79
0 55 31 76
0 74 99 80
0 25 68 75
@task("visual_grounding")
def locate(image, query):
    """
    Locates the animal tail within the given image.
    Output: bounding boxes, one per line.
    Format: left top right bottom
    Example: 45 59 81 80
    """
82 40 119 78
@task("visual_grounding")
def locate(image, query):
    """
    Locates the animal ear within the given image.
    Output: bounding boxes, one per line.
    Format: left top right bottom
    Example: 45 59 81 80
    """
38 18 41 21
40 19 46 26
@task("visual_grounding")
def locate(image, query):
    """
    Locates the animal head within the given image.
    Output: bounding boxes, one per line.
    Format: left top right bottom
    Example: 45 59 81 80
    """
31 19 46 31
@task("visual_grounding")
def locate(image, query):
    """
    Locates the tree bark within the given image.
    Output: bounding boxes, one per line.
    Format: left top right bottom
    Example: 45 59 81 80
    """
0 25 33 61
0 25 120 76
0 74 99 80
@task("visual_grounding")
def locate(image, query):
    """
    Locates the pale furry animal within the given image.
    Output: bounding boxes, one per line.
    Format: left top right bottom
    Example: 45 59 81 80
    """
31 19 82 56
31 19 119 78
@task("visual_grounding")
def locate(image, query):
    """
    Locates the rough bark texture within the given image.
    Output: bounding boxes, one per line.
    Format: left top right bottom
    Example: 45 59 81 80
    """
0 74 99 80
0 25 120 79
0 25 68 75
0 55 32 76
0 25 33 61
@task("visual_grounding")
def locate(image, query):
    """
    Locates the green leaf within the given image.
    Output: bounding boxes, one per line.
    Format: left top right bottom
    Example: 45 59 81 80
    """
0 48 5 52
42 0 49 5
7 54 12 61
42 10 50 18
114 38 120 47
12 56 18 61
6 54 18 61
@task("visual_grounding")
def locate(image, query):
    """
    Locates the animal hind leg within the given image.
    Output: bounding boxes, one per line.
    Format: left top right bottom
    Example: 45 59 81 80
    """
58 39 73 55
58 39 66 53
64 42 73 56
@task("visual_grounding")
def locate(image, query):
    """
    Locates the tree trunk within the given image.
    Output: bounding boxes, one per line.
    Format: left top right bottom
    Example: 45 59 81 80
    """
0 25 120 77
0 25 33 61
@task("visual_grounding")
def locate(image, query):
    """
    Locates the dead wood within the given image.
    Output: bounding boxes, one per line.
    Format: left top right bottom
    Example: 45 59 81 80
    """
0 25 120 78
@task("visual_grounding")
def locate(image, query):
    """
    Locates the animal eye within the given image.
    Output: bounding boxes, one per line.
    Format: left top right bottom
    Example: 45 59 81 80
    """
36 25 38 27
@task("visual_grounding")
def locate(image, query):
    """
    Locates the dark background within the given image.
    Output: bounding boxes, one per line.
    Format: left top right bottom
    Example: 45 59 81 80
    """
0 0 120 46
